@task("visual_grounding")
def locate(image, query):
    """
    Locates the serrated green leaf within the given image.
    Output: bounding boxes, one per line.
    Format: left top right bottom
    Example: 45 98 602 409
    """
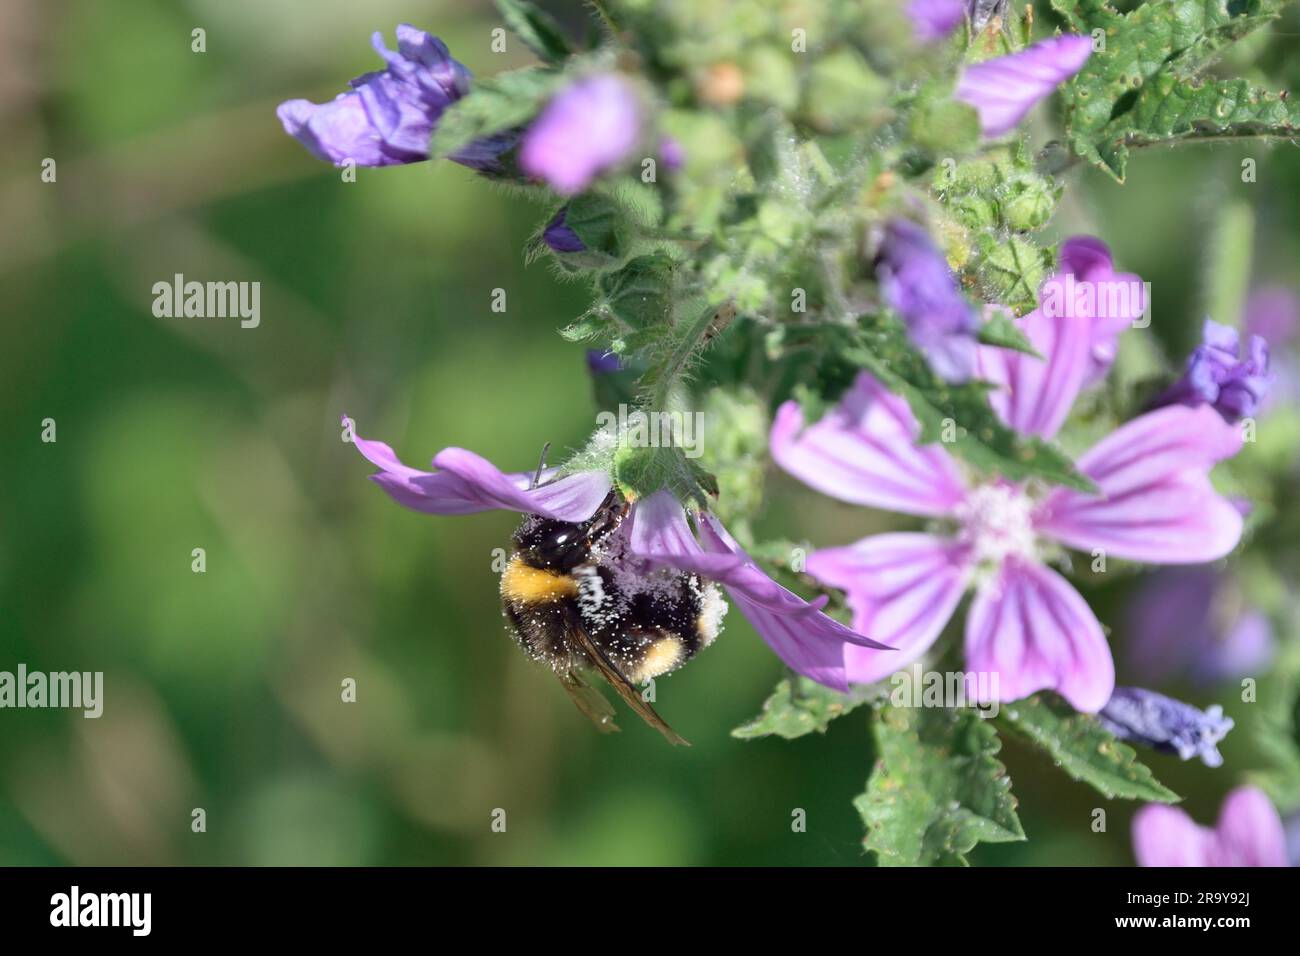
495 0 573 63
997 692 1181 803
857 706 1024 866
1056 0 1294 180
1097 74 1300 177
429 66 563 160
844 315 1094 491
732 678 873 740
978 312 1042 357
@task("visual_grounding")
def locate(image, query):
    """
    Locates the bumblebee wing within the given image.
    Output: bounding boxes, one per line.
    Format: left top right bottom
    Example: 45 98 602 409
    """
563 610 691 747
555 666 621 735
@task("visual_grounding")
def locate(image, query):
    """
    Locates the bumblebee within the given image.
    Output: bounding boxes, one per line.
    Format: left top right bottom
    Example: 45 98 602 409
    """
500 492 727 745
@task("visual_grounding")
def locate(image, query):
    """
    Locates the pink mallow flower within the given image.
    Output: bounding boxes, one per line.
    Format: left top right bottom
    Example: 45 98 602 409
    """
520 74 643 195
345 419 889 690
1133 786 1287 867
771 306 1244 712
955 34 1093 138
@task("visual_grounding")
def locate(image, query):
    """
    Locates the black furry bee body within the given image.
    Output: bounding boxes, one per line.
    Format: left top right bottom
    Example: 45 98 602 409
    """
500 493 726 744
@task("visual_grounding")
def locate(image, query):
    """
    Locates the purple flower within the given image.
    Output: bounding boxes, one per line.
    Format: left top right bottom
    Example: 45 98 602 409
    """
277 25 510 171
955 35 1093 137
876 218 980 382
585 349 624 373
344 418 889 690
1097 687 1234 768
520 74 643 195
771 304 1245 711
542 208 586 253
908 0 965 43
1155 319 1272 423
1133 786 1287 867
1125 568 1276 686
659 136 685 171
1043 236 1146 384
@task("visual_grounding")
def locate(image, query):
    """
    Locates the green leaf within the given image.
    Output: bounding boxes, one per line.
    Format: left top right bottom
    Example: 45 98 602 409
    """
495 0 573 63
1055 0 1295 181
598 254 676 328
732 677 874 740
429 66 563 160
977 312 1041 357
857 706 1024 866
1098 74 1300 178
971 233 1053 315
997 692 1181 803
564 255 678 354
844 316 1094 491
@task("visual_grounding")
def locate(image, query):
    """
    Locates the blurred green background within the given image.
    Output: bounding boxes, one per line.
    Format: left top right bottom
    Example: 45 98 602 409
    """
1 0 1298 866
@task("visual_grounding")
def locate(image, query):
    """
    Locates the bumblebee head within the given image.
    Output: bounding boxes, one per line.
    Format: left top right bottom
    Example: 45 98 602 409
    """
513 492 626 572
514 518 591 572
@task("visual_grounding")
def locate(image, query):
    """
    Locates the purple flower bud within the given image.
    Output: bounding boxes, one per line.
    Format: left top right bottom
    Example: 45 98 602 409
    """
659 136 685 171
1098 687 1234 768
585 349 624 373
1156 319 1271 422
954 35 1093 137
520 75 643 195
908 0 965 43
277 25 511 171
542 208 586 253
876 218 979 382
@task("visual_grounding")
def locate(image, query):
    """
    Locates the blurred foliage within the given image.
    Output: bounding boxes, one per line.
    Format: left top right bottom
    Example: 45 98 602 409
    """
0 0 1298 866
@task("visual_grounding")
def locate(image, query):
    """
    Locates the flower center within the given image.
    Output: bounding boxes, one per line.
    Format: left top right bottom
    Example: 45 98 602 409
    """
955 483 1038 569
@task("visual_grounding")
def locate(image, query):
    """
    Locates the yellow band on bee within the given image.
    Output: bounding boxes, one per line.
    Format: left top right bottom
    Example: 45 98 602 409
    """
501 556 579 603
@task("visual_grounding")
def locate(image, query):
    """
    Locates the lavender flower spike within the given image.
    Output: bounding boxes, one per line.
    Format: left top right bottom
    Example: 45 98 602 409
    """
1134 786 1287 867
955 34 1093 137
1097 687 1234 768
1155 319 1271 423
520 74 643 195
876 218 979 382
278 25 510 172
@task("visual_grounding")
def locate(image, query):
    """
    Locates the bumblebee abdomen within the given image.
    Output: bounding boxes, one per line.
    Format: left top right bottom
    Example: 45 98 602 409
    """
500 529 728 688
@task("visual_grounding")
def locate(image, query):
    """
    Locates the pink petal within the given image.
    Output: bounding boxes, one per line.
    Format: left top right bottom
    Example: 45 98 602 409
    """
964 559 1114 712
1035 405 1244 563
974 306 1093 440
955 35 1093 138
770 372 967 518
1054 236 1146 384
627 492 892 692
806 533 970 685
346 416 611 521
431 447 613 521
626 488 746 582
1211 787 1288 867
1132 805 1214 867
